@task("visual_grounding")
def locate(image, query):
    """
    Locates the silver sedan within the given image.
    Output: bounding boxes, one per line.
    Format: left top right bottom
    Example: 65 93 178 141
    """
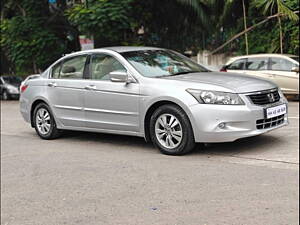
20 47 289 155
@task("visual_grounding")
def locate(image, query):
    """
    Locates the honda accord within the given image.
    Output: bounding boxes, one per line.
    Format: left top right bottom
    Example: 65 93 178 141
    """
20 47 289 155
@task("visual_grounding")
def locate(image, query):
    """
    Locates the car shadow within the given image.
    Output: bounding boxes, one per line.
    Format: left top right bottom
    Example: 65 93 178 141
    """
61 130 154 150
60 130 283 156
192 134 284 156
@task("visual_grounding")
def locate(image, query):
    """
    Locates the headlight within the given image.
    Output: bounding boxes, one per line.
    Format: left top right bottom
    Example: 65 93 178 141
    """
278 88 284 98
186 89 244 105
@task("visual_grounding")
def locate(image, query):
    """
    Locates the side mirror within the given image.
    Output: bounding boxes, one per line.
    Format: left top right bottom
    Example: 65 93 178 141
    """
109 71 128 82
291 66 299 73
109 71 134 83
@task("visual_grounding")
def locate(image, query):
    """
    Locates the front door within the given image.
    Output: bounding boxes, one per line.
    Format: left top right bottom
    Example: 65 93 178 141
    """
46 54 89 127
243 57 272 81
84 53 140 133
226 58 246 74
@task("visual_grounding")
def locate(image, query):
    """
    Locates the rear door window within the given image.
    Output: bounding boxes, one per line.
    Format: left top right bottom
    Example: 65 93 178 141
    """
227 59 246 70
270 57 297 71
60 55 87 79
246 57 268 70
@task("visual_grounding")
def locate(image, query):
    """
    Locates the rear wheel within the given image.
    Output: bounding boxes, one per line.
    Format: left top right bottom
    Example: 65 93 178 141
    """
150 104 195 155
33 103 61 139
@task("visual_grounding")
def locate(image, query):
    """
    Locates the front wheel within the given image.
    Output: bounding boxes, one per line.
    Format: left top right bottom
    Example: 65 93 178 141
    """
150 104 195 155
33 103 62 139
2 90 9 100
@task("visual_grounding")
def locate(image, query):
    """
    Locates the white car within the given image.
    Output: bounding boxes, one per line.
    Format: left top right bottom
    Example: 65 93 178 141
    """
221 54 299 97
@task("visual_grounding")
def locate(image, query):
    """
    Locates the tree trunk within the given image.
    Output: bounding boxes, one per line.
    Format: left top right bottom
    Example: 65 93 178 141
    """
278 16 283 54
211 13 280 55
242 0 249 55
33 61 38 74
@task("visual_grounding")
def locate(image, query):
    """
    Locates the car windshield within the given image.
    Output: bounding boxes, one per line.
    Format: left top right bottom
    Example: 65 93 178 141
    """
121 50 209 78
291 57 299 63
2 76 22 85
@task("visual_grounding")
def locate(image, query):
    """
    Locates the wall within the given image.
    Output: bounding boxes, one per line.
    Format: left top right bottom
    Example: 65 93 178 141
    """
193 50 236 71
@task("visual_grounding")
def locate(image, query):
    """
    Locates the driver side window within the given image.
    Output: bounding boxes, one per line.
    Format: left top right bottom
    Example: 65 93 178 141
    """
90 54 126 80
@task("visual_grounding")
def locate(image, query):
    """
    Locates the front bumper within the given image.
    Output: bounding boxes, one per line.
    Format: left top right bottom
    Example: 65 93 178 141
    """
8 93 20 99
188 97 288 143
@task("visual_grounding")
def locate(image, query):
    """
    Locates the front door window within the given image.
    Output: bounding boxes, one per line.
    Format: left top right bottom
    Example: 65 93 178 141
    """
90 54 126 80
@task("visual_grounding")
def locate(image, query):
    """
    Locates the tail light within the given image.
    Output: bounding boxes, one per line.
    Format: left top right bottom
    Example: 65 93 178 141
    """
220 67 227 72
20 84 28 93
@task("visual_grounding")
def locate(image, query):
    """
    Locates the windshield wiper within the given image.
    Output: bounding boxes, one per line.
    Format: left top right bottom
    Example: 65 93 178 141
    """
155 70 209 78
171 71 200 76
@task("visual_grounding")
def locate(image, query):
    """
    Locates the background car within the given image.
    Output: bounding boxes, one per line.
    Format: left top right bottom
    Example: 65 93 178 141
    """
0 75 22 100
220 54 299 98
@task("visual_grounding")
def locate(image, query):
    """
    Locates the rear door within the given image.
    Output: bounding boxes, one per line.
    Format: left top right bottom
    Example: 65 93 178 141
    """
268 57 299 94
84 53 140 133
46 54 90 127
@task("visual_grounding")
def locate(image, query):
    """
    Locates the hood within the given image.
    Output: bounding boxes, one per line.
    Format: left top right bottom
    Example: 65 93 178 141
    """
161 72 277 93
5 83 20 88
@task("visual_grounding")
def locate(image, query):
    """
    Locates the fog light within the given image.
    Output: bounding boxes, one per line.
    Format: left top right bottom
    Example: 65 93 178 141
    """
218 122 226 129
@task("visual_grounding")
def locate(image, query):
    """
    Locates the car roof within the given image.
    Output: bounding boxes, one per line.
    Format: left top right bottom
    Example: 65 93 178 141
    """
60 46 165 59
227 53 298 64
231 53 297 60
103 46 162 53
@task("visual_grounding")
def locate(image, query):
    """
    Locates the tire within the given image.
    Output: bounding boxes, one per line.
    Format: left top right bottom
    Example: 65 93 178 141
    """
2 90 9 100
149 104 195 155
33 103 62 140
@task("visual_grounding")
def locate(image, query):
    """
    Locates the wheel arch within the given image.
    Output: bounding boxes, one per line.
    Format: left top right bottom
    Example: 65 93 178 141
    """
30 99 49 127
143 100 194 143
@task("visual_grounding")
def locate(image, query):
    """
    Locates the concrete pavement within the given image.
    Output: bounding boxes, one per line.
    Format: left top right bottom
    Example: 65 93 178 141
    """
1 101 299 225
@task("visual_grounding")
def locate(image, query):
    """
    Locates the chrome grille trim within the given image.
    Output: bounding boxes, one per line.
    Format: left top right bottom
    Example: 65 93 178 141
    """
256 115 285 129
247 89 280 105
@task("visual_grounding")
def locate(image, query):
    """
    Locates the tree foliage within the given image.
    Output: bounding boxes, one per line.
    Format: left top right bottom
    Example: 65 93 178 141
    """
66 0 134 47
0 0 299 75
0 0 79 74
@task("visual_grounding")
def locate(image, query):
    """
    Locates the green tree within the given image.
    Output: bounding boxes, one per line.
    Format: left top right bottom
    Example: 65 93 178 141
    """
67 0 213 52
255 0 299 53
0 0 79 75
66 0 135 47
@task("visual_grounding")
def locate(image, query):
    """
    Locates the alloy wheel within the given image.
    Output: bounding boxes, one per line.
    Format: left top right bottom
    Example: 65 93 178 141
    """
155 113 183 149
36 108 51 135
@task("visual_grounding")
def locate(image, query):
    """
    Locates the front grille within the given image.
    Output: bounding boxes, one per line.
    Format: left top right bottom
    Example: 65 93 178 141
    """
248 89 280 105
256 115 285 129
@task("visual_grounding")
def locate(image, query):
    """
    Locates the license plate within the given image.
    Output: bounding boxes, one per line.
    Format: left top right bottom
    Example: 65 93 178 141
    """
265 104 287 119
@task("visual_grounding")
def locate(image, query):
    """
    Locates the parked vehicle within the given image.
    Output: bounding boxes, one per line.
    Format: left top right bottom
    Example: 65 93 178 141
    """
20 47 288 155
0 75 22 100
220 54 299 97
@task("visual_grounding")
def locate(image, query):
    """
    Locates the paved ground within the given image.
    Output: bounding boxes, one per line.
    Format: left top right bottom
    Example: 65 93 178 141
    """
1 101 299 225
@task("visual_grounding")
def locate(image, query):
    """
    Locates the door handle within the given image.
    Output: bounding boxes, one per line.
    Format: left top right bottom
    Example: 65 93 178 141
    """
48 82 57 87
85 85 96 91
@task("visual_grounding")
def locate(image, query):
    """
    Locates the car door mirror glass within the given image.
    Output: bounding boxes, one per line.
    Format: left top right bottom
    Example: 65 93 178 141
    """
109 71 128 82
291 66 299 73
